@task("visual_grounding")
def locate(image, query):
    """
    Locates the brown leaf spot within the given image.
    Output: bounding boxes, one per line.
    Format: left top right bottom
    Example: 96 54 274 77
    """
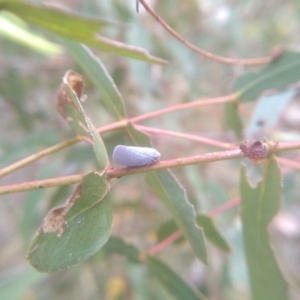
42 184 82 237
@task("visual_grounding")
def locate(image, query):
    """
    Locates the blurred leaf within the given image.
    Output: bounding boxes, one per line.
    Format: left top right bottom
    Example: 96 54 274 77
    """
146 256 205 300
27 172 112 273
0 1 167 64
104 236 204 300
0 13 62 55
224 102 243 139
240 157 289 300
0 267 45 300
196 215 230 252
104 236 140 263
2 68 32 131
59 39 126 120
245 88 297 139
0 129 61 168
234 51 300 102
146 170 207 264
58 70 108 172
0 1 114 39
124 123 207 263
157 215 230 253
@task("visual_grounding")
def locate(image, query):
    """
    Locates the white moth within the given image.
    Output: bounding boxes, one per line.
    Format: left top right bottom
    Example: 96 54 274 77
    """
113 145 161 167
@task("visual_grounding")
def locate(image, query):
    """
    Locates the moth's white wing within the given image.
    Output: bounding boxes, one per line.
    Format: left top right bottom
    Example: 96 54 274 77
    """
113 145 160 167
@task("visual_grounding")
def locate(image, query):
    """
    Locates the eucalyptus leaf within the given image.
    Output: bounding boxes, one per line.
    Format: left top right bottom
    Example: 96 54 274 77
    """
0 13 62 55
125 123 207 264
104 236 205 300
27 172 112 273
60 40 126 120
224 102 243 139
60 71 108 172
146 256 205 300
245 89 297 139
157 215 230 252
240 157 289 300
0 1 167 64
234 51 300 102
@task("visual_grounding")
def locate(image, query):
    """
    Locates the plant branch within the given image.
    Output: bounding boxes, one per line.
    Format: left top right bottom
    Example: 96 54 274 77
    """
0 147 242 195
130 94 235 123
0 174 84 195
1 141 300 195
135 125 234 149
0 95 234 178
138 0 273 65
0 137 79 178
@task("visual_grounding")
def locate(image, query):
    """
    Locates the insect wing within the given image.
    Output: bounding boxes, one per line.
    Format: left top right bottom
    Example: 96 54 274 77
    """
113 145 160 167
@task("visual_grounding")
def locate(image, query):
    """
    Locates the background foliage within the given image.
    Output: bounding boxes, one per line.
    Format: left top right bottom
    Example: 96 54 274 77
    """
1 0 300 299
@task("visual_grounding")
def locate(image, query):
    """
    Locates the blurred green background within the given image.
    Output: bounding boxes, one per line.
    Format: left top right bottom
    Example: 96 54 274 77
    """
1 0 300 299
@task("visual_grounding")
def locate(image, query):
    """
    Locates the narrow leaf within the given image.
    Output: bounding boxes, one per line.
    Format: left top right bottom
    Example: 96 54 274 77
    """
104 236 204 300
0 13 62 55
0 1 167 64
125 123 207 263
0 1 114 40
224 102 243 139
157 215 230 252
245 89 297 139
196 215 230 252
57 70 108 172
146 171 207 263
234 51 300 101
146 256 205 300
27 172 112 273
104 236 140 263
240 157 289 300
59 40 126 120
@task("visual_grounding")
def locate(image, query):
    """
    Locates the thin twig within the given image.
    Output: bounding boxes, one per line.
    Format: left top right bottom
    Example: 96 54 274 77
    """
0 148 242 195
0 137 79 178
136 125 234 149
1 141 300 195
148 231 182 256
131 94 235 123
0 174 84 195
138 0 273 65
0 95 234 179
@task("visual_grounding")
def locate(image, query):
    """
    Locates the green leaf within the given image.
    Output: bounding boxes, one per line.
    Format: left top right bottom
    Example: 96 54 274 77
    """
104 236 141 263
104 236 205 300
224 102 243 139
60 40 126 120
125 123 207 263
245 89 297 139
0 1 167 64
196 215 230 252
0 267 45 300
146 256 205 300
146 170 207 263
234 51 300 102
240 157 289 300
157 215 230 253
61 71 108 172
27 172 112 273
0 13 62 55
0 1 114 40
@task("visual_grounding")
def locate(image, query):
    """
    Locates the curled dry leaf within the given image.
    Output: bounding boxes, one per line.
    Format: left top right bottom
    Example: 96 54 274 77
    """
56 70 87 119
43 185 82 237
